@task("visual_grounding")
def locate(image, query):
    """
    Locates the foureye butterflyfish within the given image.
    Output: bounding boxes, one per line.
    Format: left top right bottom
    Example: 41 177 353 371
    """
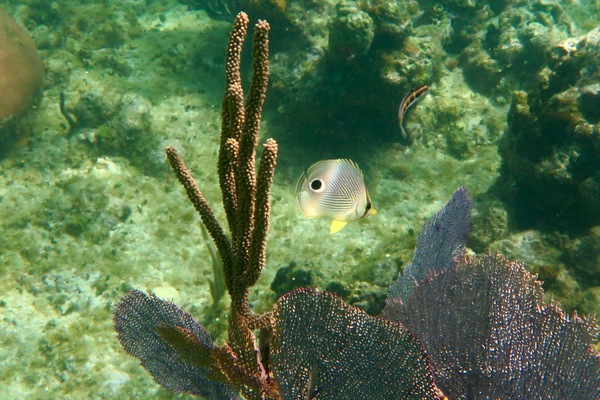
295 159 376 233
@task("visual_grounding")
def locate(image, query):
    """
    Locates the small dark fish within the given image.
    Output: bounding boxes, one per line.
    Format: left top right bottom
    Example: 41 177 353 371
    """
398 85 429 139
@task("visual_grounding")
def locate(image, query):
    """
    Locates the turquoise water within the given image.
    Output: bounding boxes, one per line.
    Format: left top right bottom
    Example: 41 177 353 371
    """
0 0 598 397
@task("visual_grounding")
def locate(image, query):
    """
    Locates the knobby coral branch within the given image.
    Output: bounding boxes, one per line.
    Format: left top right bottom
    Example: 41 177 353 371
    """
246 138 277 289
165 12 277 399
219 12 247 232
165 145 235 293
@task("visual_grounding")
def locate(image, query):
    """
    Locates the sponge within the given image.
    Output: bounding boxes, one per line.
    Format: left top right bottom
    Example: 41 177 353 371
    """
0 9 44 126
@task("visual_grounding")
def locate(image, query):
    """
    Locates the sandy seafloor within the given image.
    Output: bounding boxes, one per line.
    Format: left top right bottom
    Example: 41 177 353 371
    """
0 0 598 398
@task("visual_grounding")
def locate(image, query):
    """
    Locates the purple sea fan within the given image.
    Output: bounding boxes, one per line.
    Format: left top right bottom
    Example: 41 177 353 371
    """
272 288 439 399
387 186 472 303
113 289 239 399
384 253 600 399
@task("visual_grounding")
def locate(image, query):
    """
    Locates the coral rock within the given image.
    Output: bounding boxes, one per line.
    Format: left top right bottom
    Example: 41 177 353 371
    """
496 26 600 233
328 1 374 63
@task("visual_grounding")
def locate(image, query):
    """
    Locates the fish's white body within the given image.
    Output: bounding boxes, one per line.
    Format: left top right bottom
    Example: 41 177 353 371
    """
296 159 376 233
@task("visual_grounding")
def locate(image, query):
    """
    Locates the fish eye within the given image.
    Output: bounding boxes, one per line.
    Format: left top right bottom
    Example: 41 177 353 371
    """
310 179 324 192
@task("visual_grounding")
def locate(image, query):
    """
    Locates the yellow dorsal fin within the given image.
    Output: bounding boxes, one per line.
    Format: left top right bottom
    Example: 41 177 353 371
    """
330 220 348 234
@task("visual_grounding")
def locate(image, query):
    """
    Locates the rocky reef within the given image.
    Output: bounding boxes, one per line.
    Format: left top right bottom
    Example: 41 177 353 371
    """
495 28 600 234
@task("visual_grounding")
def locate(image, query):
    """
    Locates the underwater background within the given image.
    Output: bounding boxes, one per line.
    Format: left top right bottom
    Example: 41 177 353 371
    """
0 0 598 398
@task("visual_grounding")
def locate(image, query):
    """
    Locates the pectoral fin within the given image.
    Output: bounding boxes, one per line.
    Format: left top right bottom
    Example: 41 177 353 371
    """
330 220 348 234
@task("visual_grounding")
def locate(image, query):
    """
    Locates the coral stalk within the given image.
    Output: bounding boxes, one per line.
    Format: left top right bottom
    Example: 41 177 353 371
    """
165 11 277 399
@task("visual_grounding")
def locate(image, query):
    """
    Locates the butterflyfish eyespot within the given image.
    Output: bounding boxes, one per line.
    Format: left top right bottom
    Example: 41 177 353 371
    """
310 179 324 192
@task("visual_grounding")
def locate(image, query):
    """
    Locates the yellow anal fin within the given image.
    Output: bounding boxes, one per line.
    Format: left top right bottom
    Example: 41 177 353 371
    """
330 220 348 234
